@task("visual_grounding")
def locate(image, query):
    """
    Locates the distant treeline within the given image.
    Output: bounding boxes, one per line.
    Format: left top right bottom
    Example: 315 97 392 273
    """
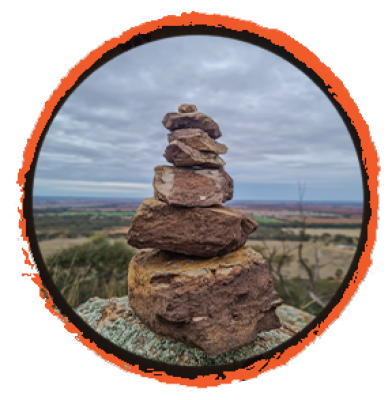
33 214 130 241
249 227 311 242
252 219 362 229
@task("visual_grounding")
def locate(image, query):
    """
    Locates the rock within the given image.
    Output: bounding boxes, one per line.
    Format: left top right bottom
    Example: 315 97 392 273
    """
127 198 258 257
164 140 225 168
75 296 314 365
168 129 227 154
128 247 283 356
162 112 222 139
178 104 197 113
153 165 233 207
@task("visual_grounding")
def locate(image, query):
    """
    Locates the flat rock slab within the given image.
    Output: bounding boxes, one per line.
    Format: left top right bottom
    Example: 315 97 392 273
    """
127 198 258 257
153 165 233 207
128 247 283 356
162 112 222 139
164 140 225 168
75 296 314 366
168 129 227 154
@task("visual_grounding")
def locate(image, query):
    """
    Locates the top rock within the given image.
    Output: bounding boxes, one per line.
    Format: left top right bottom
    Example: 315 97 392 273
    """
178 104 197 113
162 112 222 139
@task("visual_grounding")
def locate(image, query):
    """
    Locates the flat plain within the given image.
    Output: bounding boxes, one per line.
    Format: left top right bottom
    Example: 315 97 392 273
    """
281 227 361 237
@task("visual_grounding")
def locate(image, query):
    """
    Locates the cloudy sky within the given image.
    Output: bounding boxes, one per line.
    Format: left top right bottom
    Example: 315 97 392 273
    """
33 35 363 202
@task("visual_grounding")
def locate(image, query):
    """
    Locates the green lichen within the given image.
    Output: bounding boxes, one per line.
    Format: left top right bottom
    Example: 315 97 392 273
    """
75 297 313 366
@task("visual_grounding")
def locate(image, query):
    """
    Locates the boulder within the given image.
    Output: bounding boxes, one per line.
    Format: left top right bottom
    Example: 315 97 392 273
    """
127 198 258 257
164 140 225 168
168 129 227 154
178 104 197 113
128 247 283 356
153 165 233 207
76 297 314 365
162 112 222 139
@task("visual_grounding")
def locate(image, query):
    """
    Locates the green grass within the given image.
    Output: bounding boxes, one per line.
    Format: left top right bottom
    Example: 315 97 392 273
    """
251 215 280 224
275 277 342 315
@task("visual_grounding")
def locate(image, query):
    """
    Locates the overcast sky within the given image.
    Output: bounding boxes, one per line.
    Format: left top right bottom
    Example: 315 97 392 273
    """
33 35 363 202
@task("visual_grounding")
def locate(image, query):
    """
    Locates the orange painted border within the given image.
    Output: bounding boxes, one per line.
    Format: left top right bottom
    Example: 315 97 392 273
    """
18 12 379 387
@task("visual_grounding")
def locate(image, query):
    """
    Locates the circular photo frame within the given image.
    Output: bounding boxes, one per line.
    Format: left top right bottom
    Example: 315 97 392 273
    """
19 12 378 386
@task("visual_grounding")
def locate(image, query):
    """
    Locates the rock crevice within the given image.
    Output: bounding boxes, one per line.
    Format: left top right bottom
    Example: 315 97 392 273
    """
128 247 283 355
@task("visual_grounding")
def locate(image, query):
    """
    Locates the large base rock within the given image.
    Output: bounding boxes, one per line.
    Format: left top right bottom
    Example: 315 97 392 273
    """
128 247 283 356
127 198 258 257
153 165 233 207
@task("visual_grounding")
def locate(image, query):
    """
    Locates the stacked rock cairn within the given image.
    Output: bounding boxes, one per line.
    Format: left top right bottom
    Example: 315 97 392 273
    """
127 104 283 356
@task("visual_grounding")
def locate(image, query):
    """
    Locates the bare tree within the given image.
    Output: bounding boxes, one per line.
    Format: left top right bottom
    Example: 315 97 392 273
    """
311 245 341 282
252 239 296 306
297 181 327 308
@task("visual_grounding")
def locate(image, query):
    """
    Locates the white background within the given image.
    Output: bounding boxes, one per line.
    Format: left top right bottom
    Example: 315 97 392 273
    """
2 0 390 397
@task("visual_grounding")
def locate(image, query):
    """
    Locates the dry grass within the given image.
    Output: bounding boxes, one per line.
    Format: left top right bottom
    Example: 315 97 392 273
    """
246 239 356 280
38 237 90 258
47 262 128 307
38 237 135 259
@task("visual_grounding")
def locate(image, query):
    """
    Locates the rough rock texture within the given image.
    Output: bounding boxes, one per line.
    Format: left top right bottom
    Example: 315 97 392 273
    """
178 104 197 113
128 247 283 355
127 198 258 257
168 129 227 154
162 112 222 139
164 140 225 168
75 296 315 366
153 165 233 207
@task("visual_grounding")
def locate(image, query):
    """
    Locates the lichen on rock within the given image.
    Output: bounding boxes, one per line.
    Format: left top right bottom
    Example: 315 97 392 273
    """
75 296 315 366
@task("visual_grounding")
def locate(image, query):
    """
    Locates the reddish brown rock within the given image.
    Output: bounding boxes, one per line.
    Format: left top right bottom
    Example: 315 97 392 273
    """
128 247 283 355
178 104 197 113
164 140 225 168
162 112 222 139
168 129 227 154
153 165 233 207
127 198 258 257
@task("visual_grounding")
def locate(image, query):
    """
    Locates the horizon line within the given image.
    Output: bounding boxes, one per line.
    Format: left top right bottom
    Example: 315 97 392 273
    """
32 195 364 204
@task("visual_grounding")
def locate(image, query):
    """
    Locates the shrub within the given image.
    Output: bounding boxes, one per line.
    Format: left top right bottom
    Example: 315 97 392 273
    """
335 268 343 279
45 234 137 307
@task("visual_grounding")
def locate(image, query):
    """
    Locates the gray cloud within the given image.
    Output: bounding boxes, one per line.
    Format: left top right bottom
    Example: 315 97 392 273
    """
34 35 362 201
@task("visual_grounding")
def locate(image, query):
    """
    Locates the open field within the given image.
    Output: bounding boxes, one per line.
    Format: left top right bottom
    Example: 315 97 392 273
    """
38 237 135 259
38 237 90 258
281 217 363 225
246 239 356 280
281 227 361 238
62 211 136 216
250 215 280 224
